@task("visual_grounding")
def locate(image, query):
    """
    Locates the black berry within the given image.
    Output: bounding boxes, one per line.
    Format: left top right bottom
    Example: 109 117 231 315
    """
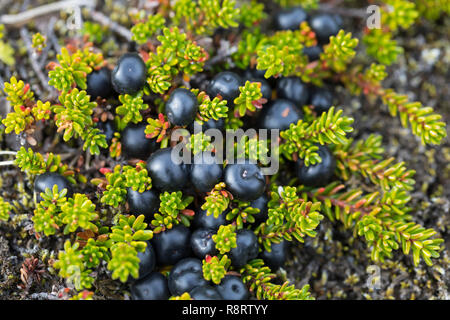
249 194 269 225
229 229 259 268
164 88 199 126
259 240 289 271
34 172 73 202
224 161 266 201
216 275 249 300
121 123 157 160
193 208 228 231
168 258 208 296
296 145 336 187
96 120 115 145
146 148 189 192
274 7 308 31
207 71 243 104
258 99 304 131
276 76 309 106
303 45 323 61
190 285 223 300
309 13 343 44
86 67 113 100
151 225 191 266
190 228 217 259
190 152 223 193
309 86 334 114
111 52 146 95
135 241 156 281
130 272 170 300
127 188 160 221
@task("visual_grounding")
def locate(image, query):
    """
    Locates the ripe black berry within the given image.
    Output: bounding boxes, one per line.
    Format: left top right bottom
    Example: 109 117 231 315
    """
229 229 259 268
135 241 156 281
259 240 288 271
309 13 343 44
216 275 249 300
190 152 223 193
192 208 228 231
146 148 189 192
127 188 160 221
309 86 334 115
190 228 217 259
130 272 170 300
86 67 113 100
249 194 269 225
224 161 266 202
274 7 308 31
164 88 199 126
121 123 157 160
96 120 115 145
276 76 309 106
207 71 243 104
151 225 191 266
168 258 208 296
296 145 336 187
111 52 147 95
34 172 73 202
190 285 223 300
258 99 304 131
303 45 323 61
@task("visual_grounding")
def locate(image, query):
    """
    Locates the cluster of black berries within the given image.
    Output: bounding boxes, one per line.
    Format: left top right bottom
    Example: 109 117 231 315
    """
32 7 342 300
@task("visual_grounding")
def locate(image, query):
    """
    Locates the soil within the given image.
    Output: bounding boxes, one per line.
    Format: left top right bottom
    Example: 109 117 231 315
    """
0 0 448 300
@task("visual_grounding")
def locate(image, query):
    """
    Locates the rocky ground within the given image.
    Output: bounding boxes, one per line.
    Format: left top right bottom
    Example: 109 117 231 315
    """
0 0 448 300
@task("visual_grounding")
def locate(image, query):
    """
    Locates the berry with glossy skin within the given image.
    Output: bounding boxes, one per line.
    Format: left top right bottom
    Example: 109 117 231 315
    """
34 172 73 202
86 67 113 100
249 194 269 226
96 120 115 145
193 208 228 231
168 258 208 296
259 241 289 271
111 52 146 94
190 152 223 193
296 145 336 187
190 228 217 259
127 188 160 221
258 99 304 131
224 161 266 202
121 123 158 160
207 71 243 104
146 148 189 192
229 229 259 268
309 86 334 114
303 45 323 61
274 7 308 31
216 275 249 300
135 241 156 281
276 76 309 106
130 272 170 300
151 225 191 266
164 88 198 126
309 13 343 44
190 285 223 300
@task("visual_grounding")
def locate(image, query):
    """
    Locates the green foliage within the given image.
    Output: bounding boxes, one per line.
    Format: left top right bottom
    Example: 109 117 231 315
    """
238 0 267 28
363 29 403 66
201 182 231 218
187 132 213 155
81 22 107 43
240 259 314 300
173 0 240 36
235 134 271 163
0 25 14 65
145 27 208 94
70 290 94 300
0 197 11 221
273 0 319 9
226 200 260 229
124 162 152 193
151 191 194 233
82 128 108 155
280 107 354 165
31 32 46 52
170 292 192 300
255 186 324 251
116 91 148 125
233 81 266 117
193 89 229 123
416 0 450 20
33 185 99 236
131 13 165 44
320 30 359 73
145 113 170 143
213 224 237 254
202 255 230 284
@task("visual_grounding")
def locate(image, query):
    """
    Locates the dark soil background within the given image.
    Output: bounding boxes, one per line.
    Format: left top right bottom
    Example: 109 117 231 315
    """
0 0 448 300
